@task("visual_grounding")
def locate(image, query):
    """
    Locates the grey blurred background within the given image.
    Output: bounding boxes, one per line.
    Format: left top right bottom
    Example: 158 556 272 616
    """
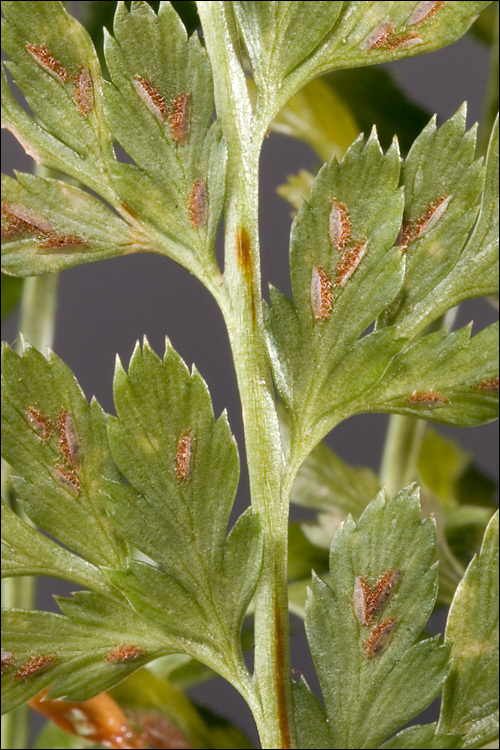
1 3 498 747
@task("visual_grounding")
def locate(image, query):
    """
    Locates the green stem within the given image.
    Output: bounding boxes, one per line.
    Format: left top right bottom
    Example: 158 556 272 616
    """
1 272 59 750
197 4 296 746
379 415 427 497
477 2 499 156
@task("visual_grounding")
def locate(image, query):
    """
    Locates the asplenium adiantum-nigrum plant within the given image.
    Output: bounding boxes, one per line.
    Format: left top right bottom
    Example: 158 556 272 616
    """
1 1 498 748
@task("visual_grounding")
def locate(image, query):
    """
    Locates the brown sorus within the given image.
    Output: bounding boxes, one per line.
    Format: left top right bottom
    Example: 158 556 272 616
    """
13 654 57 680
476 376 499 391
38 234 87 250
407 390 449 406
175 430 194 483
25 43 68 83
409 1 446 26
57 409 79 467
329 199 351 250
74 66 93 117
133 75 167 122
1 201 52 237
353 568 400 626
1 651 14 676
105 644 145 663
311 266 333 321
169 93 190 145
335 241 367 286
398 195 450 251
26 406 53 441
364 617 398 659
363 22 394 50
54 463 81 495
188 179 208 229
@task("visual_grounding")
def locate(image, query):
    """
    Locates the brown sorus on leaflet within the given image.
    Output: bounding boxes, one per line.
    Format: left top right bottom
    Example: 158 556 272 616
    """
188 179 208 229
26 406 53 441
329 199 351 250
169 92 190 145
105 644 145 663
133 74 167 122
476 376 499 391
175 430 194 483
74 66 93 117
353 568 400 626
1 201 52 237
13 654 57 680
54 463 81 495
57 408 79 467
25 42 68 82
336 241 367 286
311 266 333 321
1 651 14 676
409 1 446 26
407 389 449 406
364 617 398 658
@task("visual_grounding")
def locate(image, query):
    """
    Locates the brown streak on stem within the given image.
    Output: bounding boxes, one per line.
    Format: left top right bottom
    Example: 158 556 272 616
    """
236 226 256 325
274 585 292 749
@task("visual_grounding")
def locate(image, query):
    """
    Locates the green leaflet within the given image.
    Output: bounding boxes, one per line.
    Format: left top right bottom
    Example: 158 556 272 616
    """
234 1 489 129
233 1 343 114
438 512 499 748
393 115 499 335
356 323 499 427
103 1 226 275
1 500 113 596
267 114 498 465
1 342 128 569
305 487 450 749
265 127 406 457
1 593 174 713
379 107 492 334
292 677 335 749
379 723 459 749
1 1 226 284
103 339 262 687
1 1 115 200
1 172 134 277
